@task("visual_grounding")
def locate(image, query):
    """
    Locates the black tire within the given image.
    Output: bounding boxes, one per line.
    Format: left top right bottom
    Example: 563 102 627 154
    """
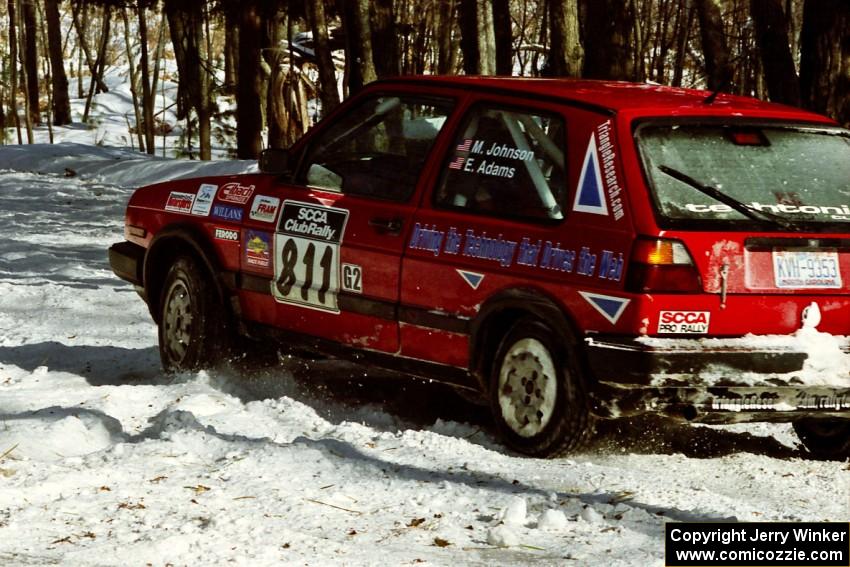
793 419 850 461
489 318 595 457
157 255 230 372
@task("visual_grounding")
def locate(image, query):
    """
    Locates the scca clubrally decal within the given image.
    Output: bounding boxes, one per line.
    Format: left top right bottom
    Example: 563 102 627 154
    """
272 200 349 313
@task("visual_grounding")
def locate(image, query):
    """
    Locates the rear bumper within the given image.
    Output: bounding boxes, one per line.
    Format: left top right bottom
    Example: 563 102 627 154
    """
108 241 145 288
585 335 850 422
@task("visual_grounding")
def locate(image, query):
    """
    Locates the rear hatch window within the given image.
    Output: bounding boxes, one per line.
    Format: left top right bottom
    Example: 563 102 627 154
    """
636 123 850 231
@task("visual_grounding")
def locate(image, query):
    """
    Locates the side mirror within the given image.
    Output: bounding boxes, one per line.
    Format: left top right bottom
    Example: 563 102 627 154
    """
259 148 290 174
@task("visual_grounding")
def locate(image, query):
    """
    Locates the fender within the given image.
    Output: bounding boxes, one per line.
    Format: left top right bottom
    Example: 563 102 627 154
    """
469 287 587 389
143 224 236 322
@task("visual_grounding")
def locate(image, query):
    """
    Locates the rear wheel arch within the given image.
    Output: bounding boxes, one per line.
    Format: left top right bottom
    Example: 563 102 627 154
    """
470 288 588 390
143 226 229 323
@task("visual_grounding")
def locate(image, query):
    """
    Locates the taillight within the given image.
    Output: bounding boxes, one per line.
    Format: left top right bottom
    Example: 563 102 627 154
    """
626 238 702 292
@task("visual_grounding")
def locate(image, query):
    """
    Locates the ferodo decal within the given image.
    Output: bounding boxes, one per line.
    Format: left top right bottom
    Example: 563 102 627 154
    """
245 230 271 268
658 311 710 334
249 195 281 223
214 227 239 242
578 291 630 324
572 122 624 221
218 182 255 205
191 184 217 216
272 201 349 312
164 191 194 214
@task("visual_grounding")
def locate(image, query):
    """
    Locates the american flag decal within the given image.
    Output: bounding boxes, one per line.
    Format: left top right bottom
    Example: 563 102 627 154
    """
456 139 473 152
448 156 465 170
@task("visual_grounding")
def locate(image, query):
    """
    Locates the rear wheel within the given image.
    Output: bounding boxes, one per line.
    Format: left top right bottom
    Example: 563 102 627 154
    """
793 419 850 460
489 318 595 457
158 256 229 372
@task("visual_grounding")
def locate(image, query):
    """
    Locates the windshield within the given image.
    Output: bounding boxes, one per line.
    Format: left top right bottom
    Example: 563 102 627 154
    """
637 123 850 228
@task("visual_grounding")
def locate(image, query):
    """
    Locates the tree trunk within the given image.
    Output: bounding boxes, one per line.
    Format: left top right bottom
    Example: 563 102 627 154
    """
164 0 212 160
343 0 378 93
672 0 695 87
137 0 155 154
583 0 635 80
236 1 263 159
800 0 850 126
21 0 40 126
459 0 480 74
8 0 22 143
493 0 512 75
547 0 583 77
695 0 734 90
476 0 496 74
435 0 457 74
83 7 111 123
750 0 800 105
224 11 238 93
72 1 109 94
305 0 340 116
371 0 398 77
122 7 146 152
45 0 71 125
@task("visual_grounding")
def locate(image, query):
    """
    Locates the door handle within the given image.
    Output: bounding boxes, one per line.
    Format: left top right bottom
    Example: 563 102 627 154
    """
368 217 403 235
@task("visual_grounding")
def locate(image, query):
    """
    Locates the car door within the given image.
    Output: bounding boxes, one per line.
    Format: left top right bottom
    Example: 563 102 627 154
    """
240 92 455 353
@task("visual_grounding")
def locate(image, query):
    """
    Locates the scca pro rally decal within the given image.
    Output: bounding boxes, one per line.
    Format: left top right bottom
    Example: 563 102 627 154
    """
272 201 349 312
218 182 255 205
572 122 624 220
165 191 195 214
658 311 710 334
250 195 281 223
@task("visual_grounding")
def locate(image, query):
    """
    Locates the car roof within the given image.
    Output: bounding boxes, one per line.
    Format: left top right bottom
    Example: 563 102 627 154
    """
375 76 836 123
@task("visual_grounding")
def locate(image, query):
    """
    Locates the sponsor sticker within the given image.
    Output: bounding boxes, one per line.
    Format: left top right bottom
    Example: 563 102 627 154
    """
250 195 281 223
245 230 271 268
211 203 244 222
657 311 710 334
191 184 217 216
341 264 363 293
164 191 195 214
218 182 255 205
214 227 239 242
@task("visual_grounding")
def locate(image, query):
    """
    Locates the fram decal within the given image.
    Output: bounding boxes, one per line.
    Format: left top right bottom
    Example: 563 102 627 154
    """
164 191 195 214
191 184 217 216
250 195 281 223
456 269 484 290
579 291 630 324
218 182 255 205
658 311 710 334
245 230 271 268
214 227 239 242
211 204 243 222
572 134 607 216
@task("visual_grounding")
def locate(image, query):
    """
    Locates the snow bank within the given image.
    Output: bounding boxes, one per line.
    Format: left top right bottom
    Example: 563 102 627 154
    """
0 143 255 189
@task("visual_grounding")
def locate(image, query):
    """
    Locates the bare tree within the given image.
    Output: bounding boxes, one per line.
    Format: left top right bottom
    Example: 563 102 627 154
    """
305 0 340 115
750 0 800 105
138 0 155 154
547 0 582 77
8 0 22 143
45 0 71 125
493 0 512 74
695 0 734 90
236 0 263 158
583 0 635 80
800 0 850 126
21 0 40 126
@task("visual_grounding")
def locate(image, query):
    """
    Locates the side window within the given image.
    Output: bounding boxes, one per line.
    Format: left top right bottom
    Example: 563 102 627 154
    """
435 106 566 221
298 95 453 202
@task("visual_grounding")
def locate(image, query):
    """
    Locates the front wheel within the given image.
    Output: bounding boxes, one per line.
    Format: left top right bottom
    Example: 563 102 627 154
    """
158 256 229 372
489 318 595 457
793 419 850 460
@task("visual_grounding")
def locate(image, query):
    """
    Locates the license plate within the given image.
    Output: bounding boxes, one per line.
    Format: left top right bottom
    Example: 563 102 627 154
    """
772 250 842 289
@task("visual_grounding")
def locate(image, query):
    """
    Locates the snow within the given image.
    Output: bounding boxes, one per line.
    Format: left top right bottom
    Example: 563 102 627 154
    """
0 144 847 565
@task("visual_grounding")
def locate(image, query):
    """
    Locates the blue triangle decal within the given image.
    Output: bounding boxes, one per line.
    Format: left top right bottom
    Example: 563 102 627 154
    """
578 291 630 324
572 134 608 216
457 269 484 290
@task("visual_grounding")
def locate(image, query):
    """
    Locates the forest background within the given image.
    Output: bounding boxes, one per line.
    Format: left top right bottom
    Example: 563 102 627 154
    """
0 0 847 161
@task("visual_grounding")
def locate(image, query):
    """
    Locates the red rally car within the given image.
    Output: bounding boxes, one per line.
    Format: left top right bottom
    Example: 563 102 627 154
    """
109 77 850 458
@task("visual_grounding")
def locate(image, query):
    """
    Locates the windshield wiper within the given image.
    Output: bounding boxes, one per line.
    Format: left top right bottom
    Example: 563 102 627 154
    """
657 164 800 230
